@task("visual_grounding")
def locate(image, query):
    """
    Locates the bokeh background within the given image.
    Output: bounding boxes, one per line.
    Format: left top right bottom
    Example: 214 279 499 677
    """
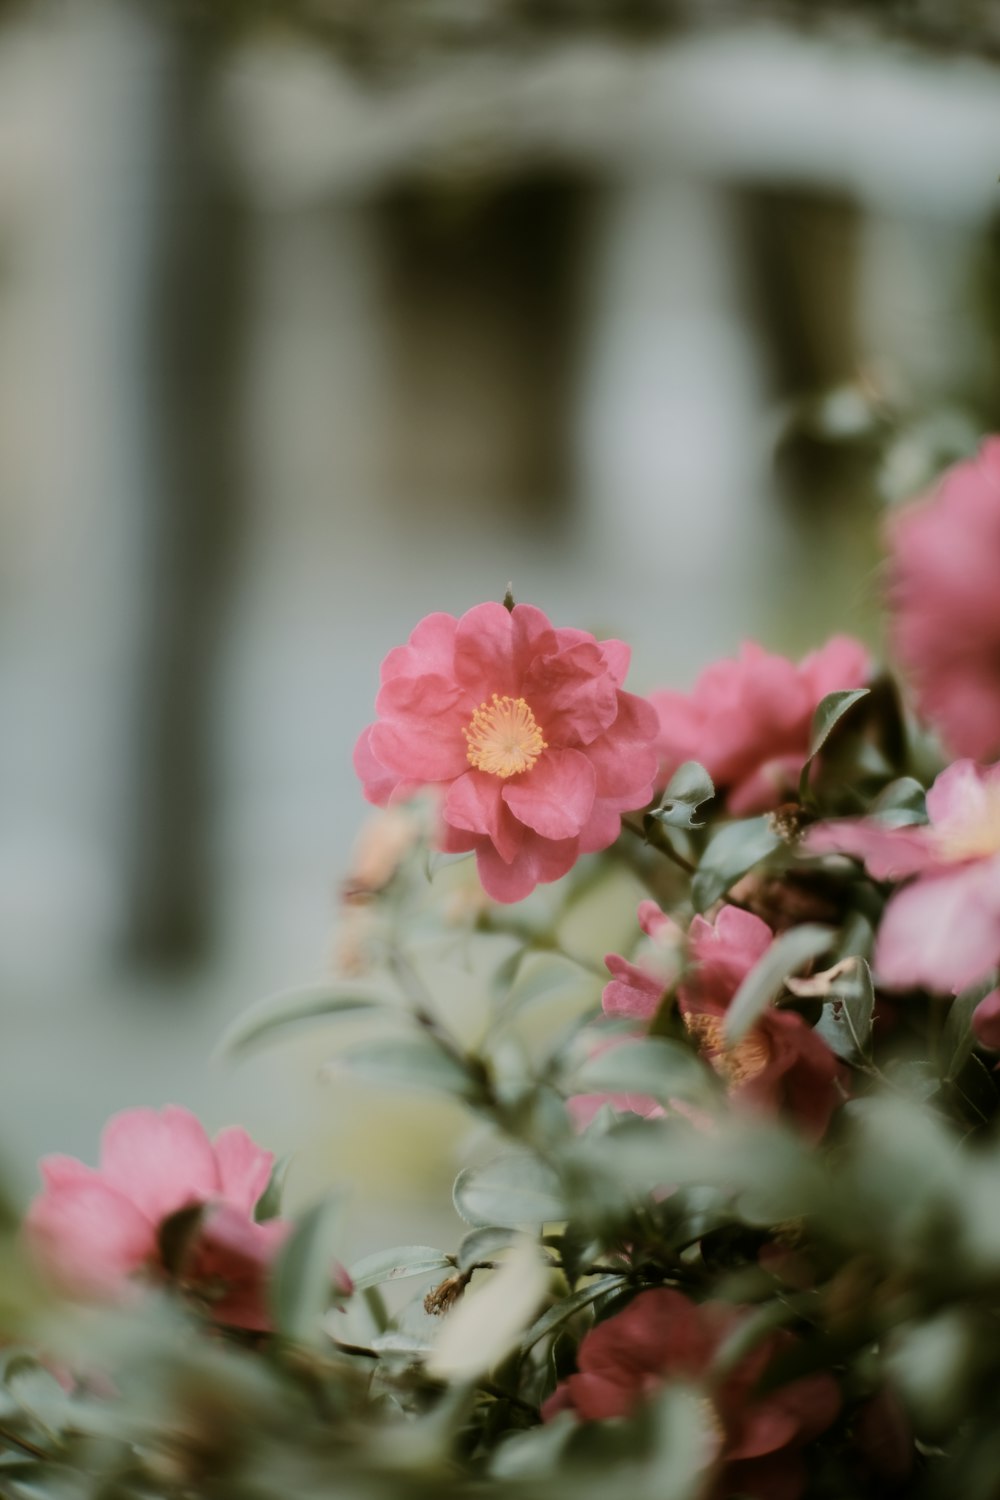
2 0 1000 1250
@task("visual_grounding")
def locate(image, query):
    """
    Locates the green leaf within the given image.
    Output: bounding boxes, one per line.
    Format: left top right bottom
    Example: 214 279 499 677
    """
348 1245 453 1293
725 924 833 1044
453 1155 566 1229
218 980 389 1057
255 1154 291 1223
799 688 870 798
503 952 594 1022
811 959 876 1063
647 761 715 831
457 1226 520 1273
569 1036 715 1107
692 818 781 913
329 1035 480 1101
271 1194 348 1346
426 1238 549 1381
941 981 995 1082
518 1274 628 1353
870 776 928 826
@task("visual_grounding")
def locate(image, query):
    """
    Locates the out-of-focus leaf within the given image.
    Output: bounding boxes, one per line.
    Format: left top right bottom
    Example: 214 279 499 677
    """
457 1226 519 1272
218 981 391 1057
426 1238 548 1381
254 1154 291 1223
327 1035 481 1101
490 1410 578 1479
518 1274 628 1353
646 761 715 831
725 925 832 1044
810 959 876 1063
692 819 781 912
503 952 594 1022
271 1194 347 1347
798 688 871 798
348 1245 453 1293
870 776 928 826
453 1155 566 1229
569 1037 715 1107
941 983 994 1082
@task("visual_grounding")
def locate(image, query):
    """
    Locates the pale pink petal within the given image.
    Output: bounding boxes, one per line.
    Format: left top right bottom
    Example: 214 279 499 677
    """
510 603 557 671
184 1204 291 1332
100 1107 220 1225
798 635 871 701
213 1127 274 1215
599 639 631 685
502 749 596 840
368 717 468 784
380 613 458 684
25 1179 156 1298
523 641 618 746
353 726 401 807
806 819 936 881
375 673 468 720
40 1155 103 1193
926 759 993 827
444 772 523 864
453 602 518 697
875 859 1000 992
577 801 625 854
475 832 579 903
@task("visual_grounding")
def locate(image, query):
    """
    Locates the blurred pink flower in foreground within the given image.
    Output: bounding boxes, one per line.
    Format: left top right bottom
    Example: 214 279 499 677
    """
888 439 1000 760
355 602 659 902
650 637 870 814
543 1288 840 1500
807 759 1000 995
26 1106 291 1331
599 904 842 1140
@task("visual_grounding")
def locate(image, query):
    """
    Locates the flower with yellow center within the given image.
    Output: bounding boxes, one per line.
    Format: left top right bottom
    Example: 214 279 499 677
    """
935 780 1000 862
463 695 547 779
683 1013 771 1087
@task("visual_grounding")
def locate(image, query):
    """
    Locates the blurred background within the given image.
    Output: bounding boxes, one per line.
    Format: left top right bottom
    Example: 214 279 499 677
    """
1 0 1000 1248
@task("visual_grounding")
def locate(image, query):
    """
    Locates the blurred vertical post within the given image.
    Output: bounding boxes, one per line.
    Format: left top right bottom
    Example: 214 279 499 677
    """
124 15 246 968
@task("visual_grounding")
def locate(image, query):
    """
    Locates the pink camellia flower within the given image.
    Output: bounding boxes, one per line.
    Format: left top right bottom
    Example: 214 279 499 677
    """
354 602 659 902
25 1106 293 1331
650 637 870 814
600 903 843 1141
806 759 1000 995
887 439 1000 760
543 1288 840 1500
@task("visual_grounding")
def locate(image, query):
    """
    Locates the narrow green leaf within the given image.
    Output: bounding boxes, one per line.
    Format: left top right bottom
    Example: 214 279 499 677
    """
453 1155 566 1229
570 1037 716 1107
647 761 715 831
329 1035 480 1101
348 1245 453 1293
941 982 995 1082
218 981 389 1057
692 818 781 913
457 1226 519 1273
807 689 871 760
518 1274 628 1353
798 688 870 798
725 924 832 1045
810 959 876 1063
271 1194 348 1347
255 1154 291 1223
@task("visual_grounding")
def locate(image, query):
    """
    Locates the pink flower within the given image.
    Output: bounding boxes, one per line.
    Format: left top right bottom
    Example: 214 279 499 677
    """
807 759 1000 994
599 904 843 1140
543 1288 840 1500
354 603 659 902
25 1106 291 1331
887 439 1000 760
650 637 870 814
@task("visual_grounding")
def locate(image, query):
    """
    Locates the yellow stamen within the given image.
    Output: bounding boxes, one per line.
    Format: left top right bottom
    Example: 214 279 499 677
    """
683 1013 771 1086
463 695 547 779
936 783 1000 862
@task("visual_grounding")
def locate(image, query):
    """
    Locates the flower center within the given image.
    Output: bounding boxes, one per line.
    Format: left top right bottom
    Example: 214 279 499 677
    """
683 1013 771 1086
463 695 547 779
936 783 1000 862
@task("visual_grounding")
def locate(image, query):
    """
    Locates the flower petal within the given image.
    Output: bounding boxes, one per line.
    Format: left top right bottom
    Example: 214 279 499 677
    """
875 859 1000 992
25 1178 156 1297
213 1127 275 1216
100 1106 221 1225
454 602 518 697
502 749 596 841
444 772 523 864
